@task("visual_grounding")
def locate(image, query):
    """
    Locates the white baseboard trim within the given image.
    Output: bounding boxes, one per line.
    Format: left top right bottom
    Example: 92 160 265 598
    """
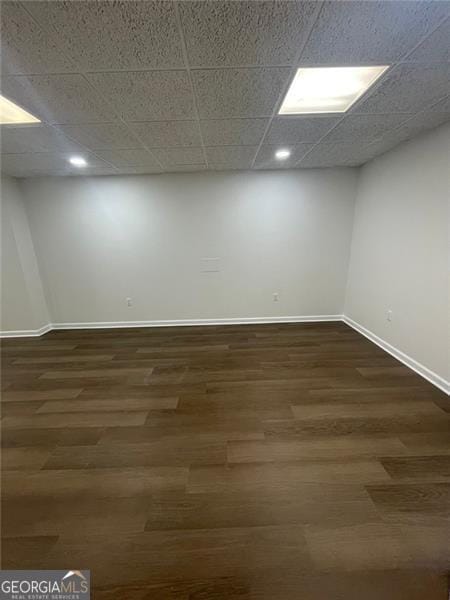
0 324 52 339
0 315 340 338
343 315 449 396
51 315 342 330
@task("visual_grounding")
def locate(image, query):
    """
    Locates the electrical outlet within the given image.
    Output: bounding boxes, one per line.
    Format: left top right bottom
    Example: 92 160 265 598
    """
126 297 132 307
273 292 279 302
387 309 393 322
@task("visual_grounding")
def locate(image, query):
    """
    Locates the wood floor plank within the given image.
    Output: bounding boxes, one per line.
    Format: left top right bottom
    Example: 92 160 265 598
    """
304 522 415 570
187 458 390 493
37 396 179 413
144 486 379 532
2 411 149 429
1 427 104 448
2 466 188 499
380 455 450 481
227 436 407 463
2 388 83 402
2 447 52 470
291 399 445 419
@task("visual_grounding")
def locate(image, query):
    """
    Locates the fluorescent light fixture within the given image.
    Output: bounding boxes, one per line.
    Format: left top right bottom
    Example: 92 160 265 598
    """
0 94 40 124
278 66 389 115
275 149 291 160
68 156 87 167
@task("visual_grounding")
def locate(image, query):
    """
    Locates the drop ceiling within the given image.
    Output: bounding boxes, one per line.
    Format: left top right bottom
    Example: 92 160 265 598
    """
0 0 449 177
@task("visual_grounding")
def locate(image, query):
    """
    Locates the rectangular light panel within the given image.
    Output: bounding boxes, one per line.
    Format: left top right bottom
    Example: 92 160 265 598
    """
279 66 389 115
0 94 40 124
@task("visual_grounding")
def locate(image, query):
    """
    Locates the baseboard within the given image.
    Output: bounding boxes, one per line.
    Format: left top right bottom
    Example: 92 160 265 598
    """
0 315 341 338
0 324 52 339
343 315 450 396
51 315 342 330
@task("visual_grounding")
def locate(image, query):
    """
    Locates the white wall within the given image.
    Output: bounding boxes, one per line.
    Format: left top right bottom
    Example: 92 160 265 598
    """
1 175 50 333
345 123 450 386
19 169 357 325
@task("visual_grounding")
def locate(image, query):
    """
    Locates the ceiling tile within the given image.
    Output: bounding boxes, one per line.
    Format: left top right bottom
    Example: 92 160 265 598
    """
0 1 74 75
152 147 205 167
406 18 450 63
298 142 391 168
200 119 268 146
206 146 258 170
429 95 450 112
1 74 111 124
113 167 163 175
26 0 184 71
192 68 290 119
64 167 119 177
55 123 141 150
0 125 83 154
354 63 450 114
300 1 450 65
383 111 450 145
167 164 208 173
254 144 313 169
87 71 195 121
322 114 414 143
1 151 110 176
129 121 202 148
179 0 318 67
265 117 339 144
94 148 161 169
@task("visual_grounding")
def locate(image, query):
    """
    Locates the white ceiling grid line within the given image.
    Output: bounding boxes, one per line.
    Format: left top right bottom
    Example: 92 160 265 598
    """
173 1 208 169
251 1 325 169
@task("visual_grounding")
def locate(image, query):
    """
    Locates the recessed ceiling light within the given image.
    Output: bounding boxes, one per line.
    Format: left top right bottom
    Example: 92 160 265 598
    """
278 66 389 115
68 156 87 167
275 149 291 160
0 94 40 125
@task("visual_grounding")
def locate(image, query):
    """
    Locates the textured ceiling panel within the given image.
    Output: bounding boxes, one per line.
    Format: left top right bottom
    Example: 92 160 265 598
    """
300 1 449 65
0 1 73 75
1 151 110 176
0 0 449 177
255 144 313 169
322 114 414 143
1 74 111 124
26 0 184 71
382 111 450 145
0 125 83 154
206 146 258 169
113 167 163 175
164 164 208 173
405 18 450 63
354 63 450 114
94 149 161 169
152 147 206 168
130 121 202 148
265 117 340 144
299 141 397 168
200 119 268 146
428 96 450 113
179 0 318 67
87 71 196 121
192 68 291 118
55 123 141 151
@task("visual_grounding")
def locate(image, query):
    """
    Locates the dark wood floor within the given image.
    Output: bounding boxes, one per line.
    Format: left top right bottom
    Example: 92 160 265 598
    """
1 322 449 599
